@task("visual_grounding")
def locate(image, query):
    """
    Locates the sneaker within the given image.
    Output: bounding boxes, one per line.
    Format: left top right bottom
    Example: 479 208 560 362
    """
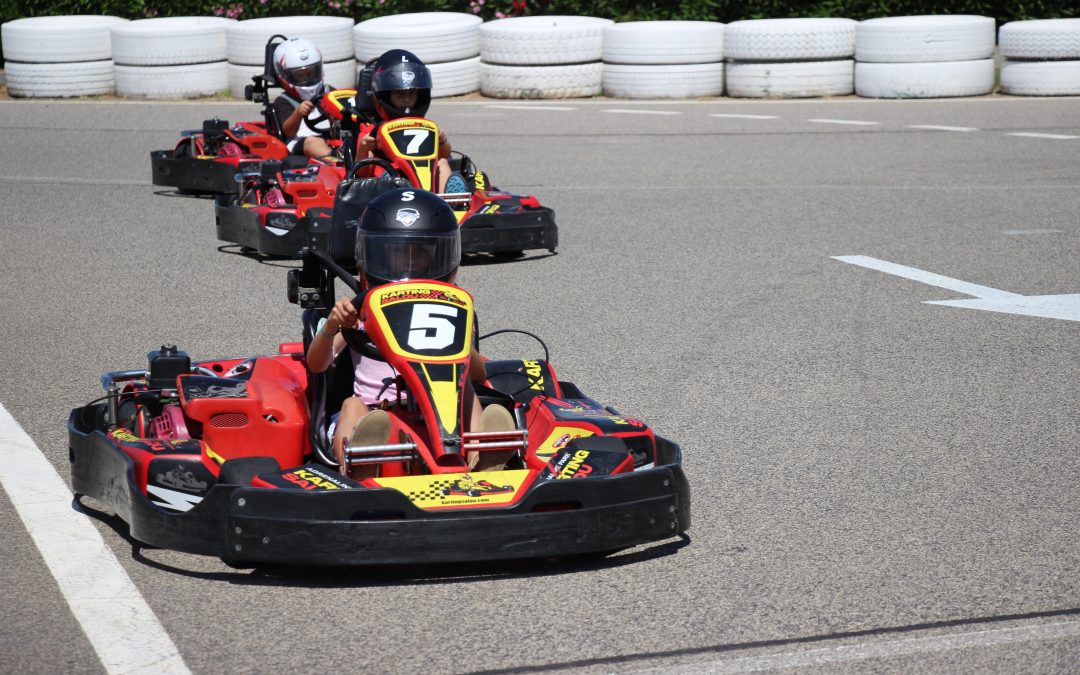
444 172 468 193
348 409 391 449
468 405 516 471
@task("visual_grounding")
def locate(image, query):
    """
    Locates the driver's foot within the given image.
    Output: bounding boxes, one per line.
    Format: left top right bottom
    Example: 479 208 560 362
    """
468 405 516 472
444 172 467 193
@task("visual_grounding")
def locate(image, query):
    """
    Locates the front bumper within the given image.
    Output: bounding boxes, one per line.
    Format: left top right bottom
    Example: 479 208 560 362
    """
215 200 333 259
460 206 558 254
69 410 689 566
151 150 258 195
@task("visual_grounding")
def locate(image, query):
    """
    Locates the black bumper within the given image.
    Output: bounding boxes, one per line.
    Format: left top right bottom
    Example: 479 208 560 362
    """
461 207 558 254
215 201 333 259
69 411 689 566
151 150 258 195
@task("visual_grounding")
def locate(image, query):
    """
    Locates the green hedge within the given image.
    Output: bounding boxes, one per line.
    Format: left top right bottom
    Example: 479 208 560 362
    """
2 1 1076 64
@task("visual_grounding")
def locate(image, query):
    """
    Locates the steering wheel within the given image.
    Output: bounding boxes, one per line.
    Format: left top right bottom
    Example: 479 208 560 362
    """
347 157 400 181
301 92 333 134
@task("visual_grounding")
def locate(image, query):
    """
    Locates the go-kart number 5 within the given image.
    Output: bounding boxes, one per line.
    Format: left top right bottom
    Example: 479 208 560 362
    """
409 304 458 350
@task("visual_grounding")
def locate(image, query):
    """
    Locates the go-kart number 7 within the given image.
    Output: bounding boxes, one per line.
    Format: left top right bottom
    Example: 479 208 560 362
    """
408 304 458 350
403 129 429 155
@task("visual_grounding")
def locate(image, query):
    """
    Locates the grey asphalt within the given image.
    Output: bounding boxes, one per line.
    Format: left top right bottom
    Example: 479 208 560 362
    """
0 94 1078 673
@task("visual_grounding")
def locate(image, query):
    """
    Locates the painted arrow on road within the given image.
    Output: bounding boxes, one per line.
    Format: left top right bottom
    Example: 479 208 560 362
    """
833 255 1080 323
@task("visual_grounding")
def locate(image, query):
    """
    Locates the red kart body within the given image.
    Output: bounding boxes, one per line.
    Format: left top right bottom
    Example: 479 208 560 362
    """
68 277 688 565
151 89 356 195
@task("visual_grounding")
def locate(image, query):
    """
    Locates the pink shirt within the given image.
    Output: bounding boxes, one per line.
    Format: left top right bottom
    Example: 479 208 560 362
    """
351 347 405 405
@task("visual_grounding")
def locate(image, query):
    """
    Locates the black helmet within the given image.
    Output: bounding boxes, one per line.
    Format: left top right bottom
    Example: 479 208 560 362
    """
356 188 460 288
371 49 433 120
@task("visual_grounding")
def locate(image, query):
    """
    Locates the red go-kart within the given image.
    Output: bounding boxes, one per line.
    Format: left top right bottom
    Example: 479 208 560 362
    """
67 252 688 566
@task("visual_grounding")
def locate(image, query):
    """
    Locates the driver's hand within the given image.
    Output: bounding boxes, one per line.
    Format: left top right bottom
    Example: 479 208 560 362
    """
298 100 315 116
326 297 358 333
358 133 375 155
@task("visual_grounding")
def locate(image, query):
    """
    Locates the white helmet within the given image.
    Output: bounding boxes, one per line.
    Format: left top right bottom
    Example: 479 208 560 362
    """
273 38 325 101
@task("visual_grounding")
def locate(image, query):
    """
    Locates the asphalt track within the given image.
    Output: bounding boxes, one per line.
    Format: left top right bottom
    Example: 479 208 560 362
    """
1 93 1078 673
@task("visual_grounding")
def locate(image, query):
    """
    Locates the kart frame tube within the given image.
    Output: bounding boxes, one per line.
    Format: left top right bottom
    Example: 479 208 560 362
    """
69 408 690 566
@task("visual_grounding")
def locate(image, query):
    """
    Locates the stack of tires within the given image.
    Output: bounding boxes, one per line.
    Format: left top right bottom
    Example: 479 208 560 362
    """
999 19 1080 96
1 15 127 98
855 15 996 98
225 16 356 99
111 17 234 98
601 21 725 99
724 18 856 98
479 16 612 99
354 12 482 98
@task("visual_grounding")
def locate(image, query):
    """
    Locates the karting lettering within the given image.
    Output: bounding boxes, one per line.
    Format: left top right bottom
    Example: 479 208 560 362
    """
557 450 592 479
283 468 344 491
523 360 545 391
379 288 467 307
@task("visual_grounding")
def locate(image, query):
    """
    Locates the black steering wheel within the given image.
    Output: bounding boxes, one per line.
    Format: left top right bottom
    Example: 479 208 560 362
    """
347 157 400 181
301 92 333 134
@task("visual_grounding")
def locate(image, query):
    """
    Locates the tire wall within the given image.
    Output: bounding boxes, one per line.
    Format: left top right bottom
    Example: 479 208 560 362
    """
5 13 1080 99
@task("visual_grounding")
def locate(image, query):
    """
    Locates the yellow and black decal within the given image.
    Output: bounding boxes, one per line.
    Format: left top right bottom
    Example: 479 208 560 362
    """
374 470 532 509
378 117 439 191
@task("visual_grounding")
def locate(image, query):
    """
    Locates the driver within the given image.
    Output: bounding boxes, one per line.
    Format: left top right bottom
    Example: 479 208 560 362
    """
357 49 467 193
271 37 336 160
306 188 514 479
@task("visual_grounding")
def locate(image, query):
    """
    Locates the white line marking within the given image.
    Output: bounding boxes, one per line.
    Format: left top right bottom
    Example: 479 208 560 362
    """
0 403 191 674
602 109 681 115
629 619 1080 673
483 104 576 111
708 113 779 120
0 175 149 186
1008 132 1080 140
808 118 881 126
833 255 1018 298
1004 229 1063 235
833 255 1080 322
908 124 979 132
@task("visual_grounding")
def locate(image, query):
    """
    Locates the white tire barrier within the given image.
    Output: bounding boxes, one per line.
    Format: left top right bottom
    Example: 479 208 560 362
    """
226 16 355 65
228 58 357 99
603 62 724 98
855 15 995 63
354 12 480 64
2 15 127 63
480 16 612 65
602 21 724 65
855 59 995 98
724 18 855 61
2 15 127 97
115 62 229 98
111 17 234 66
480 62 603 99
1000 59 1080 96
5 59 115 97
430 56 481 98
726 59 853 98
999 18 1080 61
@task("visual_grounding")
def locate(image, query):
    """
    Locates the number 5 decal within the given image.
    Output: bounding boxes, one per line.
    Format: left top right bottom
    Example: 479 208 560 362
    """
408 304 458 349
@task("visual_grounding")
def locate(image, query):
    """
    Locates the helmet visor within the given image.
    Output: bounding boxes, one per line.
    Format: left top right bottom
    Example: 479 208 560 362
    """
358 231 460 284
287 63 323 87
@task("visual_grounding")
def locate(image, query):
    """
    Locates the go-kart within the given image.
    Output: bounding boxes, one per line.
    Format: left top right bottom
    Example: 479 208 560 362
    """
67 251 689 566
213 58 557 264
364 115 557 258
149 33 354 196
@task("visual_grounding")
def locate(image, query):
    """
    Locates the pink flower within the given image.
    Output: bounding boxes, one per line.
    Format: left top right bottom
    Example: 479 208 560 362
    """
471 6 480 12
213 6 224 15
495 11 506 18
